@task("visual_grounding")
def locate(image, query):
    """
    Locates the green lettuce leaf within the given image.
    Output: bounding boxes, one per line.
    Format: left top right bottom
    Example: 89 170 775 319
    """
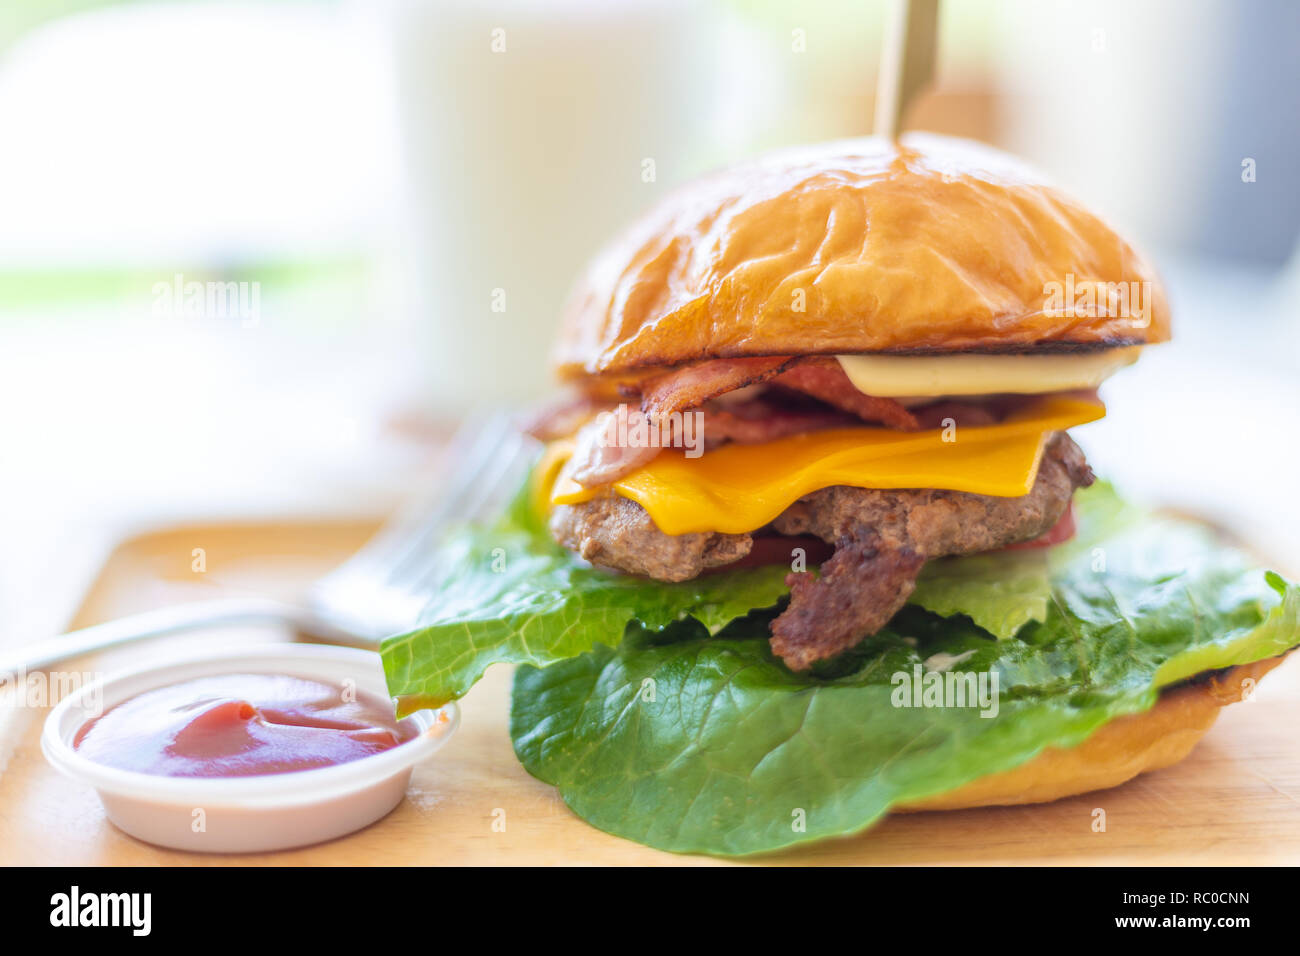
911 549 1051 639
380 474 1078 707
380 484 790 711
510 486 1300 855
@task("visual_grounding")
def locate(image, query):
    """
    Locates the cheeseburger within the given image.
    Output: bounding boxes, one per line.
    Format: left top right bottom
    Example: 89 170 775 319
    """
380 134 1300 856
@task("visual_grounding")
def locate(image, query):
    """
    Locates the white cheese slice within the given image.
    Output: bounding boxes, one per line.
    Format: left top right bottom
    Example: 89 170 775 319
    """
835 346 1142 398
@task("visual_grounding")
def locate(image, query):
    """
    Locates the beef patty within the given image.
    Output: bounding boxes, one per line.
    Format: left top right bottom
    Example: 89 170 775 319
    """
549 432 1093 668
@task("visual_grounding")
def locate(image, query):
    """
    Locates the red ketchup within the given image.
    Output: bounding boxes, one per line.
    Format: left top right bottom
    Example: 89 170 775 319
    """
73 674 416 777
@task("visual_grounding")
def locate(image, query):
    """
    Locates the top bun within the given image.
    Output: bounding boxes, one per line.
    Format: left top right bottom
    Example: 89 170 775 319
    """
555 133 1169 380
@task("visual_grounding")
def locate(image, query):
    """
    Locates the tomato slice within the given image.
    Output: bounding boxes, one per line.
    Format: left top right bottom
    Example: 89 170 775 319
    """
1002 502 1076 551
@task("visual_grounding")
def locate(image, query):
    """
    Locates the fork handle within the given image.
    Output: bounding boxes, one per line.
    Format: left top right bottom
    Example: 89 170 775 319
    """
0 597 305 679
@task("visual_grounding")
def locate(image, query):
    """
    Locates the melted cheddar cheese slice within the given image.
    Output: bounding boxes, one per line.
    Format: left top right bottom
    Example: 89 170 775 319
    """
548 396 1104 536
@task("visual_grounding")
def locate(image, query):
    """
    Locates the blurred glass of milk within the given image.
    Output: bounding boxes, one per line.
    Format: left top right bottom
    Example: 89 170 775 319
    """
383 0 713 410
990 0 1233 248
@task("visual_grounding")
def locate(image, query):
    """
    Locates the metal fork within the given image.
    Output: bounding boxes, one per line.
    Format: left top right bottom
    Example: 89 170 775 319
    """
0 414 538 678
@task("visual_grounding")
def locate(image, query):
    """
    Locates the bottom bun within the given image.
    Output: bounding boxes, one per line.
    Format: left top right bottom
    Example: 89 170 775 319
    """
896 655 1287 812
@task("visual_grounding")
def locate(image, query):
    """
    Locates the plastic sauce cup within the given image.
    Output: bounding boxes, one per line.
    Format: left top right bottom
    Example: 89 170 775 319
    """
42 644 458 853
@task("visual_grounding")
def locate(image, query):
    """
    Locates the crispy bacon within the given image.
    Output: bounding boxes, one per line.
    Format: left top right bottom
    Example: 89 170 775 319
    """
640 355 921 429
638 356 795 419
768 433 1093 670
567 407 665 487
555 355 1062 489
523 395 608 442
566 399 854 487
771 533 926 669
771 358 920 430
700 397 856 446
909 400 1000 430
561 357 1086 440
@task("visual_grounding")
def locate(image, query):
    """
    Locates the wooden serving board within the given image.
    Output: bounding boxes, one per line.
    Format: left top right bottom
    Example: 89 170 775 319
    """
2 519 1298 866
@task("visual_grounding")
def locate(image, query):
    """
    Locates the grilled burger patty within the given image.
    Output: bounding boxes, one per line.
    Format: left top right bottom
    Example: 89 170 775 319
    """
550 432 1093 668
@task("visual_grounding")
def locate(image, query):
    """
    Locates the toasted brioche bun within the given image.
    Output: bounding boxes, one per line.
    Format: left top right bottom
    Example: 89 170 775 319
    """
895 655 1286 812
557 134 1168 380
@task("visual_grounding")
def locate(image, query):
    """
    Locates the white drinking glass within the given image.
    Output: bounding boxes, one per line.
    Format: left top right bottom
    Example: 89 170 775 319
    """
383 0 716 410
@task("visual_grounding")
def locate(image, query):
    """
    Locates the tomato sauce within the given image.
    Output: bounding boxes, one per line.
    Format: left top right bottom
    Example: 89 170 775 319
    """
73 674 415 777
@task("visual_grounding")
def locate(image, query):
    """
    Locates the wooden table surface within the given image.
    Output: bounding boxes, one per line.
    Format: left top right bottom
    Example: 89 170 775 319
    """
3 518 1298 866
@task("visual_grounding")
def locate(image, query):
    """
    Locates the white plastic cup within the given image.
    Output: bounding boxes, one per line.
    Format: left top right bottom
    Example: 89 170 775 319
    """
42 644 458 853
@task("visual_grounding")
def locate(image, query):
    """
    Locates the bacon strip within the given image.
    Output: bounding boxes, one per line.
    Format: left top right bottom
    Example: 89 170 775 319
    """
640 355 921 430
909 400 1000 430
771 358 920 430
566 399 854 487
701 400 855 446
524 395 608 441
768 432 1093 670
771 533 925 670
557 355 1052 489
639 356 795 419
567 407 665 487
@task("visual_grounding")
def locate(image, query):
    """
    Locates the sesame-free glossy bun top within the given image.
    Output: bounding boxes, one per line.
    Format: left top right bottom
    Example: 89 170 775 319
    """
555 133 1169 380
